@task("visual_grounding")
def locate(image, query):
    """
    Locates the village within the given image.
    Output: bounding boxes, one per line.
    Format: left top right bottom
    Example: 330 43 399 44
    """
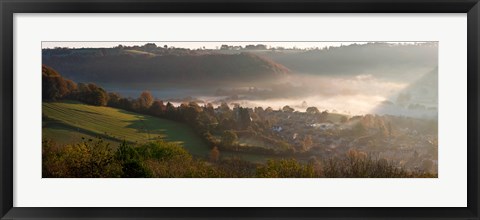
252 107 438 173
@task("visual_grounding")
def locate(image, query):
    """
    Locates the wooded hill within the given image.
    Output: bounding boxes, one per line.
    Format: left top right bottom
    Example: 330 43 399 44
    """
42 50 290 84
264 42 438 79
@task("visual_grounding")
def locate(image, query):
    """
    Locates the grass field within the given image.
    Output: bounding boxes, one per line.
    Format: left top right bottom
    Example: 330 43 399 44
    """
42 101 210 157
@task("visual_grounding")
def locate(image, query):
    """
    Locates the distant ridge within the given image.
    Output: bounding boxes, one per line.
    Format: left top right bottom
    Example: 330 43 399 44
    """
43 47 291 84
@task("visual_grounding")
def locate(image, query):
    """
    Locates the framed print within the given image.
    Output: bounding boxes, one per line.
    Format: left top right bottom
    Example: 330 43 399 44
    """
1 0 479 219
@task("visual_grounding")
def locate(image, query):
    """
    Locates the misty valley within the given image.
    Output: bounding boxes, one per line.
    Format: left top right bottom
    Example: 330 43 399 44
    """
42 42 438 178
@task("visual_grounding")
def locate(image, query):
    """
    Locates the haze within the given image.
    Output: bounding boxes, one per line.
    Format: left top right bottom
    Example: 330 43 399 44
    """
42 41 438 118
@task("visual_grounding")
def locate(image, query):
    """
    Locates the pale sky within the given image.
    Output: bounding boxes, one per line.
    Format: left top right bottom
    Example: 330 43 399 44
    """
41 41 422 50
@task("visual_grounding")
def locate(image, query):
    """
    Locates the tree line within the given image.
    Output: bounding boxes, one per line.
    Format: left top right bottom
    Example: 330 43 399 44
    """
43 137 435 178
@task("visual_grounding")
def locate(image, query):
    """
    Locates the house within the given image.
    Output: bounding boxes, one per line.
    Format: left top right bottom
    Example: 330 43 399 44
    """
308 122 335 131
272 126 283 132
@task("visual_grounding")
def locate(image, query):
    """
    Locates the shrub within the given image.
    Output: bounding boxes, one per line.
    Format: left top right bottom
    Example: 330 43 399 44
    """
115 141 151 178
256 159 315 178
215 157 257 178
42 138 122 178
322 149 429 178
135 141 192 161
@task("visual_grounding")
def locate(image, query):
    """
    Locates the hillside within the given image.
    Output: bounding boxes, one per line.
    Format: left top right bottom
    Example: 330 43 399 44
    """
42 49 290 84
264 42 438 80
42 101 210 156
42 64 61 77
372 67 438 118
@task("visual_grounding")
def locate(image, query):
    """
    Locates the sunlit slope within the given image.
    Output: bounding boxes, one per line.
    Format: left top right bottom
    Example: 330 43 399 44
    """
42 101 209 156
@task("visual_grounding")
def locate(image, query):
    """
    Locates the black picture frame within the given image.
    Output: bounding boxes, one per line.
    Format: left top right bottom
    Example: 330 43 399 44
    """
1 0 479 219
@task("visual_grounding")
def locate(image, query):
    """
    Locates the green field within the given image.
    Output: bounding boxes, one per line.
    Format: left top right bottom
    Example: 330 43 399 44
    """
42 101 210 157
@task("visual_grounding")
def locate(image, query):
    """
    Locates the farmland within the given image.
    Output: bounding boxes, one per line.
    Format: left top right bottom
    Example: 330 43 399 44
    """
42 101 210 157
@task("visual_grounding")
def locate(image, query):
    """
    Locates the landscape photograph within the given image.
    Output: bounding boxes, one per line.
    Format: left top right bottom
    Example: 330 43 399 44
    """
42 41 438 178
